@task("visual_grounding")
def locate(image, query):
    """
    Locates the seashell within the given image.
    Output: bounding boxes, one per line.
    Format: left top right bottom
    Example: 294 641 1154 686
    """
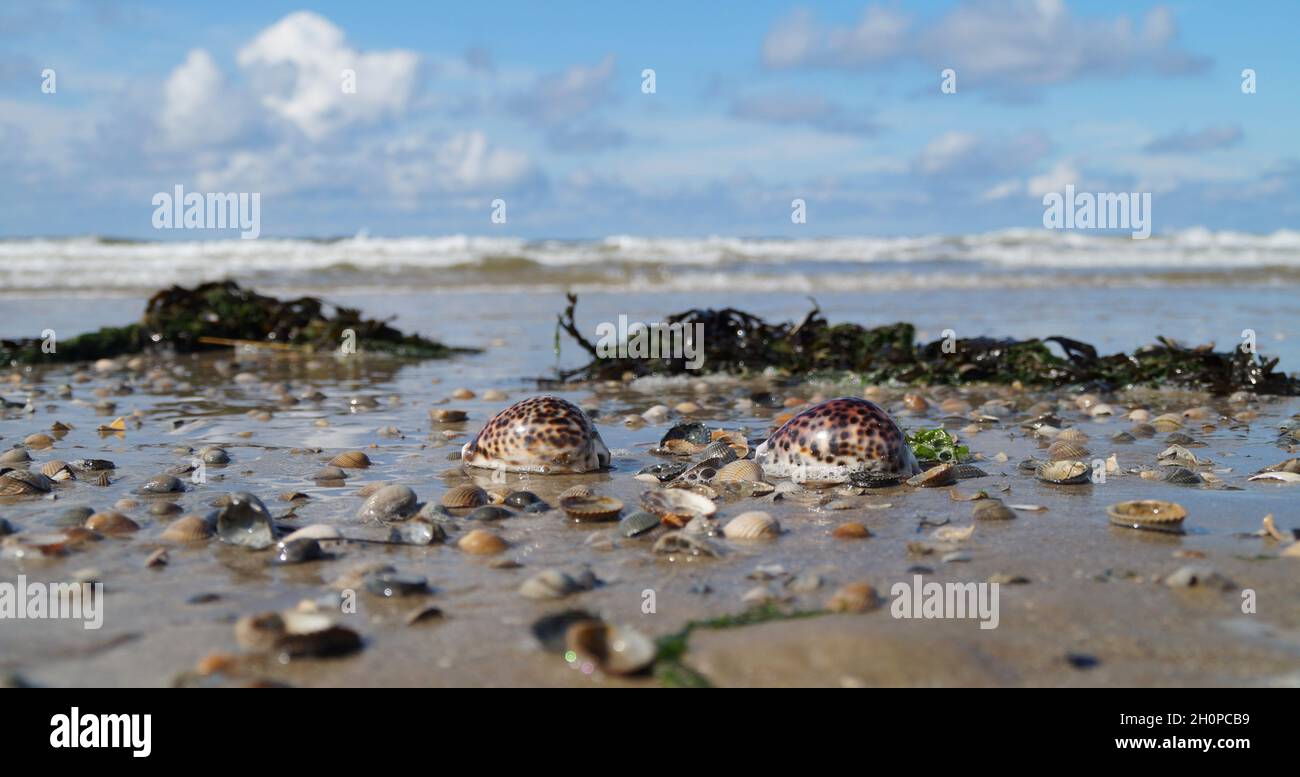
442 484 488 508
1130 422 1156 438
312 466 348 482
93 471 112 487
640 488 717 528
200 446 231 465
364 571 429 597
461 396 609 474
430 408 468 423
950 464 988 480
215 492 275 549
722 511 781 540
458 528 508 555
1248 471 1300 484
23 433 54 449
149 501 182 517
276 612 363 658
560 494 623 522
503 490 541 508
659 422 713 455
1151 413 1184 432
902 393 929 413
388 518 445 546
832 522 871 539
710 429 749 458
1087 403 1115 417
40 460 75 481
329 450 371 469
1055 428 1090 443
465 504 511 522
827 581 882 613
652 530 722 557
972 498 1016 521
72 458 115 471
1111 431 1136 444
0 448 32 464
85 511 140 534
715 459 764 484
756 397 919 484
160 517 213 543
1158 445 1200 466
1035 460 1091 485
1107 500 1186 534
0 469 54 495
138 473 186 495
357 484 419 521
564 621 655 675
1260 457 1300 475
697 438 739 464
635 462 688 483
1162 466 1203 485
907 463 957 488
273 538 324 565
97 416 127 433
939 398 972 415
559 484 593 501
619 510 662 538
1048 440 1090 461
677 457 726 485
281 523 341 543
519 569 580 600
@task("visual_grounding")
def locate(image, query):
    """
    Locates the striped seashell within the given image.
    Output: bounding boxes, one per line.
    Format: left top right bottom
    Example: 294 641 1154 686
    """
722 511 781 540
1035 460 1091 485
40 460 76 481
907 463 957 488
93 471 112 487
715 459 764 484
86 511 140 534
560 495 623 522
1055 428 1090 443
1151 413 1184 432
951 464 988 480
710 430 749 458
1048 440 1090 461
640 489 717 528
1107 500 1186 534
442 484 488 508
972 499 1017 521
328 450 371 469
0 469 54 495
559 484 593 500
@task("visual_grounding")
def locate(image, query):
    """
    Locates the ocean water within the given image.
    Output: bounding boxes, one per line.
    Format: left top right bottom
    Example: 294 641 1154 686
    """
2 230 1299 372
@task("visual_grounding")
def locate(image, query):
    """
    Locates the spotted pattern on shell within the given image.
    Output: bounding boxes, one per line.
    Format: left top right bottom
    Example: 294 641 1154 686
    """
754 397 919 484
461 396 610 475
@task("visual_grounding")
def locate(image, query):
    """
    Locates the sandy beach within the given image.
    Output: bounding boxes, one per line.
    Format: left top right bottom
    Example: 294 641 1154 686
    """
3 282 1299 688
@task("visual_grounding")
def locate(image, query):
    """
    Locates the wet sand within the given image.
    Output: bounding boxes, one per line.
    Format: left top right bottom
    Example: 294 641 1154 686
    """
3 337 1300 687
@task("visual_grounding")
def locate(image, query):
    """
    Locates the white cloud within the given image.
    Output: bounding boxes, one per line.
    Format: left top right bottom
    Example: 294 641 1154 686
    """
159 49 255 149
763 1 1208 91
914 129 1051 178
236 11 420 140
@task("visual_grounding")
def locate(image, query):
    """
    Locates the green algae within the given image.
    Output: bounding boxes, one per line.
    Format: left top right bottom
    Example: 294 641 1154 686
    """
653 603 828 688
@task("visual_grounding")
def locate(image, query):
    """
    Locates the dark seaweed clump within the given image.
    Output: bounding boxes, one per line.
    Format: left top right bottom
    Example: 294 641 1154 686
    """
2 281 470 364
556 294 1298 395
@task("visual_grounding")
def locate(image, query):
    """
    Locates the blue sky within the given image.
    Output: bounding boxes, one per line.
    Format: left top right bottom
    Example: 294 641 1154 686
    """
1 0 1298 238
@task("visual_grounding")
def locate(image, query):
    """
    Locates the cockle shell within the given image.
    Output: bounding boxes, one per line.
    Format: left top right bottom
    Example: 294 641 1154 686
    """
907 463 957 488
715 459 764 484
161 515 215 543
560 495 623 522
328 450 371 469
722 511 781 540
0 469 53 495
86 511 140 534
1107 500 1187 533
1048 440 1090 461
442 484 488 508
754 397 919 484
40 460 75 481
461 396 609 474
1036 460 1091 485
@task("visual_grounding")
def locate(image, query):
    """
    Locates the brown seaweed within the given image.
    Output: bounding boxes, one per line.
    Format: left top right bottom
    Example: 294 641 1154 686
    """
554 293 1297 395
